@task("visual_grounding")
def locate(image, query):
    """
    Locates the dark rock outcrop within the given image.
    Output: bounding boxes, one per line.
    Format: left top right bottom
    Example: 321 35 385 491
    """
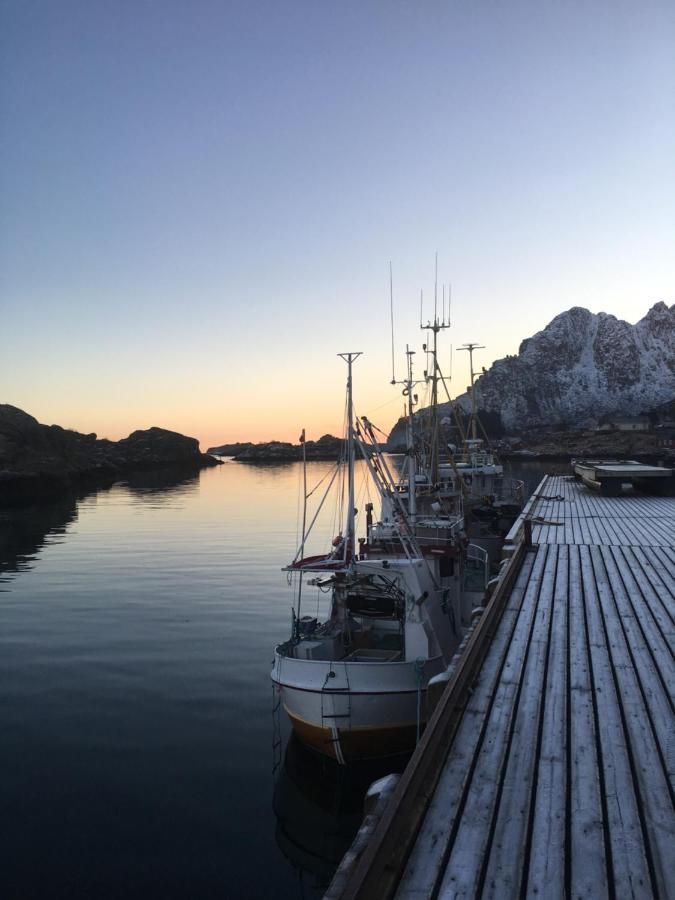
206 441 254 457
0 405 220 505
210 433 344 462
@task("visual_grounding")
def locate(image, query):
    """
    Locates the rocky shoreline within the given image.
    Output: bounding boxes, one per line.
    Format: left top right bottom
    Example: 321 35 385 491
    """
209 427 674 466
388 421 673 464
495 427 674 463
0 405 221 506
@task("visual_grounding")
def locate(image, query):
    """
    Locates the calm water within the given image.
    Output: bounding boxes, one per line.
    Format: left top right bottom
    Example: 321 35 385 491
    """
0 458 565 899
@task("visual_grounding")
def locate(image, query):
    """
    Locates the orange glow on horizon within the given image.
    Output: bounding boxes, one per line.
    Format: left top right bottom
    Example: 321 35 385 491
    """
8 296 664 451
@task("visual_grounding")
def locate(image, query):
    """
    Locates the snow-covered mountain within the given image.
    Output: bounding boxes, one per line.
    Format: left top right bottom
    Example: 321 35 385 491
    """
448 302 674 430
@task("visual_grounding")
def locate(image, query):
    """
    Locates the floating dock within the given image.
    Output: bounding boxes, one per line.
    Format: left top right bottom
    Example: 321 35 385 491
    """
572 459 674 496
327 474 675 900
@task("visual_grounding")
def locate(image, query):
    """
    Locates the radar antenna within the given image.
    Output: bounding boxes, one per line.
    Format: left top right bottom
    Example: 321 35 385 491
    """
419 254 452 484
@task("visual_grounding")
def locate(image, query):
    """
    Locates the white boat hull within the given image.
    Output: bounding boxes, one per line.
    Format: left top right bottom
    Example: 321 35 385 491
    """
271 652 444 763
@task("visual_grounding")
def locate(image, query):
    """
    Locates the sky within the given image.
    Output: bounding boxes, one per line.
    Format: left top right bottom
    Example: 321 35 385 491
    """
2 0 674 448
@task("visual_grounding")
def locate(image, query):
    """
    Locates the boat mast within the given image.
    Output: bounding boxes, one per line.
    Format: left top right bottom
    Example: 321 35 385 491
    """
338 352 362 566
421 254 450 484
294 428 307 638
459 343 485 441
404 348 417 523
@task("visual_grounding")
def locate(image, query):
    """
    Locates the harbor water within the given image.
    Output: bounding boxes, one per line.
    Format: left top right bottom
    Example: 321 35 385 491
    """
0 458 564 899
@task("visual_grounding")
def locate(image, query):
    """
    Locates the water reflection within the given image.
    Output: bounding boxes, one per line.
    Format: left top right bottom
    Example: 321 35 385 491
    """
0 494 80 581
119 468 201 504
0 470 203 582
273 736 409 896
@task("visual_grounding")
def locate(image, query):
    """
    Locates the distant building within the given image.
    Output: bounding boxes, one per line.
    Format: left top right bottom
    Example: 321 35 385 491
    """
596 415 651 432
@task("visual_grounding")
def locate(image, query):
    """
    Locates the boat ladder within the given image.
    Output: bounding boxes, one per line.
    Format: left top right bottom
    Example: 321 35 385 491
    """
320 663 351 762
271 683 283 777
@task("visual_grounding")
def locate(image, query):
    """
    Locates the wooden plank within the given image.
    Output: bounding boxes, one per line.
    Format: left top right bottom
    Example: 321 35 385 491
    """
606 546 675 705
620 548 675 647
333 484 675 900
629 514 670 548
592 511 616 547
395 551 539 897
568 546 609 898
588 546 675 893
649 547 675 594
477 547 560 898
640 516 675 547
659 546 675 565
336 540 533 900
395 549 546 898
578 513 594 547
581 546 659 897
525 545 568 898
632 547 675 604
435 547 553 899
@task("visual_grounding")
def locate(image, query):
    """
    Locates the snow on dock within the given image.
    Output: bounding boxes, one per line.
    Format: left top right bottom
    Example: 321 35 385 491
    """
328 475 675 900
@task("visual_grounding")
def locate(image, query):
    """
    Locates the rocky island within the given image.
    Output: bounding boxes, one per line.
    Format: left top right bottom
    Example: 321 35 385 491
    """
0 405 221 505
208 433 344 462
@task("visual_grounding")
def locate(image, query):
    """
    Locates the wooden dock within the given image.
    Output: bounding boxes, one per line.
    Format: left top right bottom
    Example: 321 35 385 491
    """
327 475 675 900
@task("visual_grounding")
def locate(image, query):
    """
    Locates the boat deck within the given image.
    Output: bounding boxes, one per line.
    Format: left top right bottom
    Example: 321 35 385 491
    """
330 475 675 900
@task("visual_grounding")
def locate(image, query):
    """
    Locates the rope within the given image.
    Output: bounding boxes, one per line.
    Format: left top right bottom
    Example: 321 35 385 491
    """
366 419 391 441
305 464 337 500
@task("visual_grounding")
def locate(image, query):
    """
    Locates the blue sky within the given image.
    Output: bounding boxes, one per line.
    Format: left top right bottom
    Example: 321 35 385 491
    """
2 1 674 444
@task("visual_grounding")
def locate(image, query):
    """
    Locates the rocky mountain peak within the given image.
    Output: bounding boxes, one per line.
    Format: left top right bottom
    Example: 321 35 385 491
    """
450 302 674 431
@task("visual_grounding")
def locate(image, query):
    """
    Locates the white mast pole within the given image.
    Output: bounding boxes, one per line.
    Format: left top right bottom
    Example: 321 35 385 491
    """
405 346 417 524
338 352 362 566
295 428 307 637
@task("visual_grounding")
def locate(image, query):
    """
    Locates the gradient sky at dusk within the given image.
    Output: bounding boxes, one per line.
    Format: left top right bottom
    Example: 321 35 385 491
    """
2 1 674 447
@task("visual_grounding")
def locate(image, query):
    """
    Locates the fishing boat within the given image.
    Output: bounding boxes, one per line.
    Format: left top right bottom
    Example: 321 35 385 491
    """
271 353 466 764
391 307 523 573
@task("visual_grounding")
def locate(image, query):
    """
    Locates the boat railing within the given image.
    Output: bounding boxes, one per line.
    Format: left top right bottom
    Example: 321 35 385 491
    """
460 476 524 508
455 452 495 469
464 543 489 591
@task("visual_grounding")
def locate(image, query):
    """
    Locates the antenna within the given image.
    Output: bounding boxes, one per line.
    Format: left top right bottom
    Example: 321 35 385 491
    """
390 343 424 523
389 261 396 384
418 254 452 483
457 343 485 441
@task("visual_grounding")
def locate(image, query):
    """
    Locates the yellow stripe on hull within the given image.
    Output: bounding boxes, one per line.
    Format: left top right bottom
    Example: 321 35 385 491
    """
286 708 422 764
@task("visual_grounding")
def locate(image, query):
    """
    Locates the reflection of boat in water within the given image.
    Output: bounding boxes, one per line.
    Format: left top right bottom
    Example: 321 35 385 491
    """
271 353 467 764
273 735 408 891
